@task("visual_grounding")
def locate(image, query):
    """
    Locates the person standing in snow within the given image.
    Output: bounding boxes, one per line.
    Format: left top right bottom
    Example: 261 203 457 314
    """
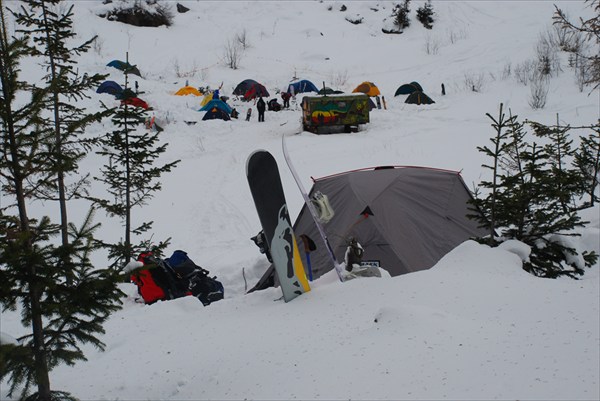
281 91 291 108
257 97 266 122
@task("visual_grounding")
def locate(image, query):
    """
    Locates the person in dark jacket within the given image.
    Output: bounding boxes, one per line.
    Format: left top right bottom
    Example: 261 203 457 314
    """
281 91 291 108
256 97 266 122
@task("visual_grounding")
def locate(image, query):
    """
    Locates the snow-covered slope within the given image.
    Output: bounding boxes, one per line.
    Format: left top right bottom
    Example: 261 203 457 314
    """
1 1 599 399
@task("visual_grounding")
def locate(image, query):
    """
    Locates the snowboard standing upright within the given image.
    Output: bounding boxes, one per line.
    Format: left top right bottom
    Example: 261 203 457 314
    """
246 150 311 302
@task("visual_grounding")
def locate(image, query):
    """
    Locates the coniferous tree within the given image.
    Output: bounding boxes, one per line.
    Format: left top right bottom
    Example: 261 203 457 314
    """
416 0 434 29
572 122 600 206
529 115 585 213
469 103 516 244
12 0 109 248
392 0 411 31
0 4 124 400
0 5 52 399
92 64 180 267
470 104 598 279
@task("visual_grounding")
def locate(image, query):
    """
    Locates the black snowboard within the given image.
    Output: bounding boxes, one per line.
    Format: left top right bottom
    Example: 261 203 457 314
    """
246 150 310 302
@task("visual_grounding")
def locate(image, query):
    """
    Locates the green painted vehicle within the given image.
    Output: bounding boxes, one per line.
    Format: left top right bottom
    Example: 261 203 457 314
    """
301 93 370 134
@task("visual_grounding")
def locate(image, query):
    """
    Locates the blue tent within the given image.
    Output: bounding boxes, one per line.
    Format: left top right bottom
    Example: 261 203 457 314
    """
199 99 232 114
287 79 319 95
96 80 123 96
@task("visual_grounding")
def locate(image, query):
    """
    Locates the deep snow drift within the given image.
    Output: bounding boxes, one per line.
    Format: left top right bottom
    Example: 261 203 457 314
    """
1 1 599 400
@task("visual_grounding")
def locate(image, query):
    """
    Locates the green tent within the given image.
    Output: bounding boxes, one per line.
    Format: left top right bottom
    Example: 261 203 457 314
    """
405 91 435 105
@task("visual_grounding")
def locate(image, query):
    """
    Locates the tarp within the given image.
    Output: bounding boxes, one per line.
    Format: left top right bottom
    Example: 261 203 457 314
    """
97 80 123 96
199 99 232 114
121 97 149 109
405 91 435 105
175 86 202 96
107 60 141 76
352 81 381 97
394 81 423 96
250 166 488 291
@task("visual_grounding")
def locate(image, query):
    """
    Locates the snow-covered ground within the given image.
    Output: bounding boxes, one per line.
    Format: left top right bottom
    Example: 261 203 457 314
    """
1 1 599 400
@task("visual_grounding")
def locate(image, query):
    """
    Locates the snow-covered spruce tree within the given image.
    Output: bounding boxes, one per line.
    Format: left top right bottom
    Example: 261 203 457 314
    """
12 0 110 248
0 5 123 401
469 104 598 278
416 0 434 29
529 116 586 213
392 0 411 31
92 67 180 268
468 103 516 245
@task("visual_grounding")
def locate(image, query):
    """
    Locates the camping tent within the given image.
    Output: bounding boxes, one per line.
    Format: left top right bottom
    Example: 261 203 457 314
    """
287 79 319 95
394 81 423 96
199 99 232 114
107 60 141 77
243 83 269 100
199 93 213 107
175 86 202 96
352 81 381 97
250 166 488 291
202 107 231 121
96 80 123 96
318 87 344 95
233 79 264 95
405 91 435 105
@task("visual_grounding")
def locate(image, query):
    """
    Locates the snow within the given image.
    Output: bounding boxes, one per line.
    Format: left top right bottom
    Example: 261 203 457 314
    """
1 1 599 400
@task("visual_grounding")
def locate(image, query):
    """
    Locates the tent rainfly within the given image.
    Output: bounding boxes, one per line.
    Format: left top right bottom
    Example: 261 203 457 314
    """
199 99 232 114
175 86 202 96
352 81 381 97
250 166 488 292
287 79 319 95
202 107 231 121
405 91 435 105
394 81 423 96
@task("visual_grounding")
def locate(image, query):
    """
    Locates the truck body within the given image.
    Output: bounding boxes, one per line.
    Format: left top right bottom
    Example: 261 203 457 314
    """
301 93 370 134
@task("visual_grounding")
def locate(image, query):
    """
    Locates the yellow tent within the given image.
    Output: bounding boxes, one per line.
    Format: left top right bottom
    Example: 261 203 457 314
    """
200 92 213 107
352 81 381 97
175 86 202 96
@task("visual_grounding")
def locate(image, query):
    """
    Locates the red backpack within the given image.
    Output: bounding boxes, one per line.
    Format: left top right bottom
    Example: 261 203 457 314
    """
130 252 169 304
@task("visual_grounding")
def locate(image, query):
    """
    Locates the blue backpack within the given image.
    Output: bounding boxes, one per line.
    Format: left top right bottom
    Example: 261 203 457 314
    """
164 250 224 306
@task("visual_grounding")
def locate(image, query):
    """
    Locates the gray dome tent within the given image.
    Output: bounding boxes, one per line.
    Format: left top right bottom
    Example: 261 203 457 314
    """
250 166 487 292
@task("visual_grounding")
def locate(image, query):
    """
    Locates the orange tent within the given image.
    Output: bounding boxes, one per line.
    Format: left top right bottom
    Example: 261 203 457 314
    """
352 81 381 97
